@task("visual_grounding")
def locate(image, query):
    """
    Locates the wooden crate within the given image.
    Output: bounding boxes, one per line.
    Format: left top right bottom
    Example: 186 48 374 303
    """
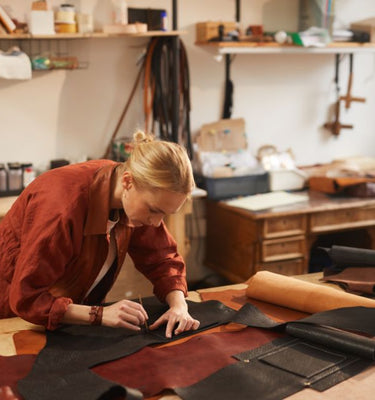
196 21 237 43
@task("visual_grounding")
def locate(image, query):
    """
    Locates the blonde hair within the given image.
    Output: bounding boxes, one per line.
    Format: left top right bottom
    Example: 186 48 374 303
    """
122 130 194 194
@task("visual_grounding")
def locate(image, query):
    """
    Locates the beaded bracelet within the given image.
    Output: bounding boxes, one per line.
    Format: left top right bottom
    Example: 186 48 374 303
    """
89 305 103 326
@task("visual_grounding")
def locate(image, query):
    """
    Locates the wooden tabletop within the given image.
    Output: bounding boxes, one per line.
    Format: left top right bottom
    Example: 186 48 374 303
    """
217 190 375 219
1 277 375 400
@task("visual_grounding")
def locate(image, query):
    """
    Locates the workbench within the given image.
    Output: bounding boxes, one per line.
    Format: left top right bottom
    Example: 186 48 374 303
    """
1 278 375 400
205 190 375 282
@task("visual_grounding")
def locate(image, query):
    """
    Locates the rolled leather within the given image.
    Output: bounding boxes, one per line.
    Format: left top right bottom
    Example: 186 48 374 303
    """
246 271 375 313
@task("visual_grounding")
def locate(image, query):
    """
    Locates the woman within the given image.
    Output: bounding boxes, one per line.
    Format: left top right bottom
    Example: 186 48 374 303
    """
0 132 199 338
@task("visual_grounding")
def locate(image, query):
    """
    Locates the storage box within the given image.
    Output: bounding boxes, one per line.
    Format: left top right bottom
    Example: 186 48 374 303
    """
350 17 375 43
195 172 269 200
29 10 55 35
269 169 307 191
196 118 247 152
196 21 237 43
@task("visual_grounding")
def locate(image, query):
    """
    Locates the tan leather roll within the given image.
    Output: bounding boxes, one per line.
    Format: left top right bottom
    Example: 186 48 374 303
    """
246 271 375 314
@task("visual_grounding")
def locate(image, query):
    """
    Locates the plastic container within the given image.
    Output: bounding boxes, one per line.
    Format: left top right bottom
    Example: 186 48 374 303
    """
269 169 307 192
112 0 128 25
7 162 23 191
161 10 168 31
195 172 269 200
22 163 36 188
0 164 7 193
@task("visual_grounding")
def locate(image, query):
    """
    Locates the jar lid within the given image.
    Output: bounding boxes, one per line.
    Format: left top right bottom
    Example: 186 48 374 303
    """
59 4 75 12
7 162 22 169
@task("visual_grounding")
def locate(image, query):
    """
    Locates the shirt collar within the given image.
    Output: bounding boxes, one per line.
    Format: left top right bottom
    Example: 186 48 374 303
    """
84 162 120 236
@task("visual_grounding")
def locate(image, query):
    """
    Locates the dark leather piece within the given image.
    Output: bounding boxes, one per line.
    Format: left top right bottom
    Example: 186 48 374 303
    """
286 323 375 360
18 299 237 400
234 336 372 394
21 369 142 400
258 341 346 378
234 303 375 350
323 245 375 267
299 306 375 338
175 359 305 400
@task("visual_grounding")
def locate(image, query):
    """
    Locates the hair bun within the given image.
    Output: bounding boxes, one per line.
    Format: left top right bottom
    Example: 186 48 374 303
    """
133 130 154 144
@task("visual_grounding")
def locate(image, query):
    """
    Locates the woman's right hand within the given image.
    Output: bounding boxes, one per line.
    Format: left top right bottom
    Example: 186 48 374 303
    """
102 299 148 330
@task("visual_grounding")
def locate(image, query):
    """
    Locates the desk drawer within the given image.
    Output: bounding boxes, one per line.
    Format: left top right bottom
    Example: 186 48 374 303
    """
311 206 375 233
261 235 305 262
256 258 305 276
263 215 306 239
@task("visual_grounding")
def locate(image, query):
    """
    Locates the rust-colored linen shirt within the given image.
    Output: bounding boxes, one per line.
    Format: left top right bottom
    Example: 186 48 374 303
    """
0 160 187 330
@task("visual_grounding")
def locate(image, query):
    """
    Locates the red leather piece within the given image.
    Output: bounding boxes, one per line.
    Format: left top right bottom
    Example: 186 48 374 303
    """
0 354 35 400
92 327 281 397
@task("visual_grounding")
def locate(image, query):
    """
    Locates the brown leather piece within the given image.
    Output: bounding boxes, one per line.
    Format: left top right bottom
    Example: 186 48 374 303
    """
91 327 281 397
13 330 46 355
323 267 375 295
308 176 375 195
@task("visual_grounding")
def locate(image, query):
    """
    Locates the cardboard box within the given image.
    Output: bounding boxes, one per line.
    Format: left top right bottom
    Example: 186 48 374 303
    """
196 21 237 43
350 17 375 42
196 118 247 152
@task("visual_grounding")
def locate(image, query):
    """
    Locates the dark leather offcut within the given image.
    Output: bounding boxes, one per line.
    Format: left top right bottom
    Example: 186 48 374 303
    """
18 299 236 400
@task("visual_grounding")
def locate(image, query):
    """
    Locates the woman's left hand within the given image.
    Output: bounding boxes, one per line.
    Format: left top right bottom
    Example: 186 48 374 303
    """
148 290 200 338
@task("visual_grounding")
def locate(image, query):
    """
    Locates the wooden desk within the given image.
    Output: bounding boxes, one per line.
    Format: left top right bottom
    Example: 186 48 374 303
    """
205 190 375 282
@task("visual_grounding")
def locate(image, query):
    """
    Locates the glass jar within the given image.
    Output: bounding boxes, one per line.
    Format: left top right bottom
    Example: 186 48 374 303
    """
0 163 7 193
7 162 23 191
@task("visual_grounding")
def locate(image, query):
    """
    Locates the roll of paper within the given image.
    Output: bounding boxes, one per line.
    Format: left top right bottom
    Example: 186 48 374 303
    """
246 271 375 314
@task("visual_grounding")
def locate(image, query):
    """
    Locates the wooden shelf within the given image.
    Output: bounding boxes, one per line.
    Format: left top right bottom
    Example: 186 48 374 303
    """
196 41 375 55
0 30 185 40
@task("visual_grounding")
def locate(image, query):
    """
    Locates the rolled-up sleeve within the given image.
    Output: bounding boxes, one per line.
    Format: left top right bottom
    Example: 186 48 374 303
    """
128 222 188 302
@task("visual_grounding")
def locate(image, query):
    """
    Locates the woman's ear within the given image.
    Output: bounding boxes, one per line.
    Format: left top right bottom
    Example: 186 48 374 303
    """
121 171 133 190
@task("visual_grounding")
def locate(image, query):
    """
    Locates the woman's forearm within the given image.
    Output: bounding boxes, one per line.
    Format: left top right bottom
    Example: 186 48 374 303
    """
62 303 92 325
165 290 187 309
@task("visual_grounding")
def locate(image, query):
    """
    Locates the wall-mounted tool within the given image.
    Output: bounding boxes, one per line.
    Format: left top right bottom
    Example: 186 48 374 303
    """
339 53 366 109
324 99 353 136
324 54 353 136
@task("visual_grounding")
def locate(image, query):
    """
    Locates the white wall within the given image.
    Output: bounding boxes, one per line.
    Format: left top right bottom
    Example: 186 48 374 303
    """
1 0 375 171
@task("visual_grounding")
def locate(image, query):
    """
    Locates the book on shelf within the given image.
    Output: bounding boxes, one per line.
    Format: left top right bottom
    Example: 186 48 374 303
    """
0 19 8 34
0 5 16 33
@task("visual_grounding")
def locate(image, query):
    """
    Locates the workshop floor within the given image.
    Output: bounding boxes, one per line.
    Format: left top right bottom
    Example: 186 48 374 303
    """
106 256 153 302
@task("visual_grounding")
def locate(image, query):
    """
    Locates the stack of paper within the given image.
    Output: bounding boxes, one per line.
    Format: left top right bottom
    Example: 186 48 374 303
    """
225 191 308 211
